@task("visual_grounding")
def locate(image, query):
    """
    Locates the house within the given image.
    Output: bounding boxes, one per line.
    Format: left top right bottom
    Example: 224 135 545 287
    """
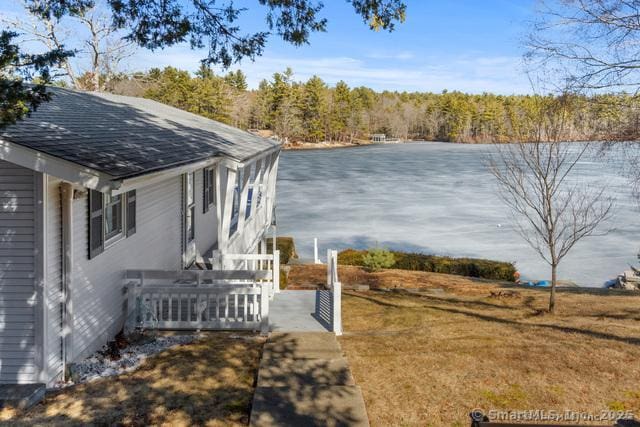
0 88 281 386
371 134 386 143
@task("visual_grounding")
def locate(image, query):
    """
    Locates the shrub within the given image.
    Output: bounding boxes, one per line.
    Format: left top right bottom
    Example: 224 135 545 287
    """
267 236 297 264
337 248 366 266
338 249 516 281
362 248 395 272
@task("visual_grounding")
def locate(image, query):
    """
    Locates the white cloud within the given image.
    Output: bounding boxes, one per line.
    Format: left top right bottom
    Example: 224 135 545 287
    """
365 50 416 60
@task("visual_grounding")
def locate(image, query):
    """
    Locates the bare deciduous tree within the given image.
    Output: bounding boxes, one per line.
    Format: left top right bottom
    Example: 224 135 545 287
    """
527 0 640 202
3 0 133 91
527 0 640 92
488 99 614 313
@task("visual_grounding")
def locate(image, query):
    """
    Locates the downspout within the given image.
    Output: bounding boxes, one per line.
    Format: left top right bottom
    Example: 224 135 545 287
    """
60 183 74 381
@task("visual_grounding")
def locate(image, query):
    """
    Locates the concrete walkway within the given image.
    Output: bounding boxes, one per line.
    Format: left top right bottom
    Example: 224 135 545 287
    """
250 332 369 427
269 290 333 332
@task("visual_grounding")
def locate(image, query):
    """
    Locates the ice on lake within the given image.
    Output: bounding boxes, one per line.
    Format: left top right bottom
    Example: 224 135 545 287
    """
275 142 639 287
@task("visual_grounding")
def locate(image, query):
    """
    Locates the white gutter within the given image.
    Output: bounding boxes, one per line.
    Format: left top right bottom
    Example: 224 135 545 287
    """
110 157 222 195
60 182 74 381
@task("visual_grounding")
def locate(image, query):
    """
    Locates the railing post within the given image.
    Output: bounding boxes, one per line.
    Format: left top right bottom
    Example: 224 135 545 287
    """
274 250 280 294
331 250 338 284
260 281 270 336
327 249 332 288
314 238 319 264
326 250 342 336
333 280 342 336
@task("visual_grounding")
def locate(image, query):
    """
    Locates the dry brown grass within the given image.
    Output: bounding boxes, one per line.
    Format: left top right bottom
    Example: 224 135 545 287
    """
338 283 640 427
1 332 264 427
288 263 515 295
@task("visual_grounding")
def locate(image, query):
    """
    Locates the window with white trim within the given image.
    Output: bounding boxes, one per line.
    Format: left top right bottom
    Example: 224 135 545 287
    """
245 163 256 219
229 169 241 237
104 193 123 243
88 189 136 259
203 167 215 213
185 172 195 242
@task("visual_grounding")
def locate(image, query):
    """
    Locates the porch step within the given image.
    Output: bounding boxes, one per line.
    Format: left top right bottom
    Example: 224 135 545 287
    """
257 357 355 387
250 385 369 427
262 332 342 360
0 384 45 409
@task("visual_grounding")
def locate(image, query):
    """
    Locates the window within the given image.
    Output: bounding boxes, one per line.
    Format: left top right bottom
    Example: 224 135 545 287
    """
257 155 270 208
104 194 123 242
203 167 215 213
245 162 260 219
186 172 195 242
229 169 241 237
88 190 136 259
126 190 136 236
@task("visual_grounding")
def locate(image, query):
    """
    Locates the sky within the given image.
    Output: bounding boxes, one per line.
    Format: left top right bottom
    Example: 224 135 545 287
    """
1 0 538 94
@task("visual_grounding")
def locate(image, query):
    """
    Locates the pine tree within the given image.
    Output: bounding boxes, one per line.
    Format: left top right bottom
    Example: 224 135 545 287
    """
300 75 328 142
330 81 351 141
268 68 300 142
225 70 248 91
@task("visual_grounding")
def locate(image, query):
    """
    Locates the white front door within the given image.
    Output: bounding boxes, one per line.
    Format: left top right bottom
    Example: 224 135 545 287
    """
183 172 196 267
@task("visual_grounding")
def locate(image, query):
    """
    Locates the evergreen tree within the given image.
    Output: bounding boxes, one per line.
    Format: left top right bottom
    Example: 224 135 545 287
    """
225 70 248 91
330 81 351 141
300 75 328 142
115 65 640 145
268 68 300 142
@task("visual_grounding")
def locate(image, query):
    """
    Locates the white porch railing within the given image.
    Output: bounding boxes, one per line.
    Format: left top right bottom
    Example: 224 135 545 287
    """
217 251 280 298
124 270 270 334
326 249 343 336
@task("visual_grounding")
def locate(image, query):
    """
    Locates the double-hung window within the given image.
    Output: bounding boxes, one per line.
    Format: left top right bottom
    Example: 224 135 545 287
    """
104 194 123 243
186 172 195 242
229 169 241 237
203 167 215 213
89 190 136 259
245 164 256 220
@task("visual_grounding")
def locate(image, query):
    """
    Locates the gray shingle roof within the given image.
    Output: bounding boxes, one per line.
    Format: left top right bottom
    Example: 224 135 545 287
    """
0 88 280 178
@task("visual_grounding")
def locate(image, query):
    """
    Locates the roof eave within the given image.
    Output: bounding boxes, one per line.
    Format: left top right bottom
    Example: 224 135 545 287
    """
221 145 282 171
0 138 117 192
0 136 281 195
113 145 282 195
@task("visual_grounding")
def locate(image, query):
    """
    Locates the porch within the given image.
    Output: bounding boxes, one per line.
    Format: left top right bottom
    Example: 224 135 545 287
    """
123 250 342 335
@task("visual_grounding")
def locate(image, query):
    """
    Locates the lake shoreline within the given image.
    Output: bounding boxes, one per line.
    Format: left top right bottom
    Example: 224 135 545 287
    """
282 139 435 151
281 139 606 150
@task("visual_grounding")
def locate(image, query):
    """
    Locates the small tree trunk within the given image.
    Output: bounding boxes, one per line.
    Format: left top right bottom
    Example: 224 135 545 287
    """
92 72 100 92
549 264 557 314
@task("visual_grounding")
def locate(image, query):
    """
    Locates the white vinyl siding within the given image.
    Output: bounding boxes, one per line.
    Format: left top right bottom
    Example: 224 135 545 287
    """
0 160 37 384
69 176 182 361
45 176 63 384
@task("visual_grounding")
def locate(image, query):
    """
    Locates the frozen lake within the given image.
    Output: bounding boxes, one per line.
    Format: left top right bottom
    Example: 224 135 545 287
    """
275 142 639 287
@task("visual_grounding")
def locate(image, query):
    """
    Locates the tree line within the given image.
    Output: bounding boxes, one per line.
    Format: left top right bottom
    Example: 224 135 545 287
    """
107 66 640 144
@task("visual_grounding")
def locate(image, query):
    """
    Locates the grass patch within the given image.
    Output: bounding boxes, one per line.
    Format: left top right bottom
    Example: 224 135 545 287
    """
287 263 515 293
481 384 528 408
3 332 264 426
338 286 640 426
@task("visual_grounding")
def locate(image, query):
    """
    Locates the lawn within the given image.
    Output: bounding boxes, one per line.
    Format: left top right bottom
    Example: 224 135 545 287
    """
338 282 640 426
2 332 264 426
